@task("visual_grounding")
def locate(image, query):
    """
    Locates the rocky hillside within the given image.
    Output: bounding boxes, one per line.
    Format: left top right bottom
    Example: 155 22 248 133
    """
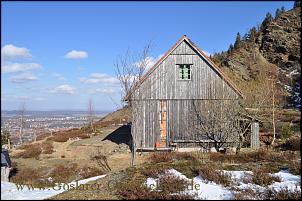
213 3 301 108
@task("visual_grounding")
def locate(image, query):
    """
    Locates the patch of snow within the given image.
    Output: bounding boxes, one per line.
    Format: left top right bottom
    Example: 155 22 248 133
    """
223 170 253 182
189 176 233 200
1 175 106 200
146 178 158 190
269 170 301 192
145 169 301 200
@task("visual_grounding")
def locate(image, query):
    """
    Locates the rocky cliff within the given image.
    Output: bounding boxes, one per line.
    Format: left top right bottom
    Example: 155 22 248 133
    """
213 4 301 108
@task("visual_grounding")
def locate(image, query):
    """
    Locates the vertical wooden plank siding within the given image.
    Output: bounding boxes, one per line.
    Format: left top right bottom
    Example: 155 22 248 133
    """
131 40 240 149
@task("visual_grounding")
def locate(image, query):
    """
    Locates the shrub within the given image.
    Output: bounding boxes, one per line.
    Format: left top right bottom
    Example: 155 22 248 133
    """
280 136 301 151
281 124 293 139
77 166 104 179
15 143 42 159
232 188 259 200
41 141 54 154
141 166 167 178
50 129 90 143
251 168 281 186
264 187 301 200
10 168 53 187
198 164 232 187
209 149 296 164
149 152 197 164
36 133 51 141
117 181 194 200
91 154 111 172
149 152 174 163
158 174 190 193
50 163 78 183
288 160 301 175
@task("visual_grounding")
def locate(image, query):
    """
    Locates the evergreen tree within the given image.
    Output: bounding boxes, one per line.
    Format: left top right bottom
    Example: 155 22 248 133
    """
228 44 234 54
249 27 257 42
261 12 273 30
275 8 281 19
281 6 286 13
293 1 300 8
234 32 241 49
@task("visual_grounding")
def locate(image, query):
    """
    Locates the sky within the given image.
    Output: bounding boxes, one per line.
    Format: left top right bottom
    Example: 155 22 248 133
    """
1 1 295 111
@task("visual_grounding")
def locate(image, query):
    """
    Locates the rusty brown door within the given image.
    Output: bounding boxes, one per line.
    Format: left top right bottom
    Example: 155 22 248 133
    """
159 100 167 147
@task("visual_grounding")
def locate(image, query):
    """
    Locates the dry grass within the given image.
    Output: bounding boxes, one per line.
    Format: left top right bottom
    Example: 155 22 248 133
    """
49 128 90 143
50 163 79 183
10 162 104 188
77 165 105 179
36 133 51 141
41 141 54 154
14 141 54 159
15 143 42 159
10 167 54 187
209 149 296 164
149 152 197 163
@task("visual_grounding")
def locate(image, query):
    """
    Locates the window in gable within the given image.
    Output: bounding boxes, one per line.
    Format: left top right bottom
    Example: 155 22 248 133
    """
177 64 192 80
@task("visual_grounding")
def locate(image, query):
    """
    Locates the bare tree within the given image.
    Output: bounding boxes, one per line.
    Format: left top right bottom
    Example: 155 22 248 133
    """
114 41 153 107
18 102 26 145
87 98 95 132
191 99 241 152
268 65 279 145
242 64 282 146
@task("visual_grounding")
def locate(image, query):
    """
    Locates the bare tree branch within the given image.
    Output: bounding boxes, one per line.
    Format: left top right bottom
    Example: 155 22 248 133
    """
87 98 95 132
18 101 26 145
114 41 154 107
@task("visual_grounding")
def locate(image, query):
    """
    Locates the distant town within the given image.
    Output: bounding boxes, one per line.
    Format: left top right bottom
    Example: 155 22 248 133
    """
1 110 111 145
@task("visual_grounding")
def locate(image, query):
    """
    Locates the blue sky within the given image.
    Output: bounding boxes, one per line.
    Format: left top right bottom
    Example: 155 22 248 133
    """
1 1 295 111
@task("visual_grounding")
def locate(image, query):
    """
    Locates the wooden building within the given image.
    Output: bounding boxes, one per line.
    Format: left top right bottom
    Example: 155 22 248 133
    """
125 35 244 151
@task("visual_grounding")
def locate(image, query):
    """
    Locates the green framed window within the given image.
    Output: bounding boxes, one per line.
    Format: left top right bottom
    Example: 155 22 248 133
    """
177 64 192 80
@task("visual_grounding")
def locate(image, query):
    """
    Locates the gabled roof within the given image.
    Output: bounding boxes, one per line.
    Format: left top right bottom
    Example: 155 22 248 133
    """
124 35 244 101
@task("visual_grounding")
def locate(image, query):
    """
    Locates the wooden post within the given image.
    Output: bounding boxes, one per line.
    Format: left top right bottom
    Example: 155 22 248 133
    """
131 141 136 167
251 122 260 149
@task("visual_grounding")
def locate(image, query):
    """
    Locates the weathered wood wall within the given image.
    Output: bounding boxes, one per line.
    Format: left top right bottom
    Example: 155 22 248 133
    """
131 40 240 149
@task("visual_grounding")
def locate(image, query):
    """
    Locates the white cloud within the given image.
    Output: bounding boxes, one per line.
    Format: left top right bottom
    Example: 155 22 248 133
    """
1 44 32 61
50 84 76 95
64 50 88 59
1 62 41 73
92 88 117 94
134 54 164 73
9 73 39 83
53 73 66 81
80 73 119 85
33 97 45 101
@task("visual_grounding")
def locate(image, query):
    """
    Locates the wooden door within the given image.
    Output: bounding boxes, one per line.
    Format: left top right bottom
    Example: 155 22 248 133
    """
158 100 167 147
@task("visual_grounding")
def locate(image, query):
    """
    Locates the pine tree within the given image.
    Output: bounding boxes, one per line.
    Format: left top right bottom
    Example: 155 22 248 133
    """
249 27 257 42
228 44 234 54
281 6 285 13
275 8 281 19
234 32 241 49
261 12 273 30
293 1 300 8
